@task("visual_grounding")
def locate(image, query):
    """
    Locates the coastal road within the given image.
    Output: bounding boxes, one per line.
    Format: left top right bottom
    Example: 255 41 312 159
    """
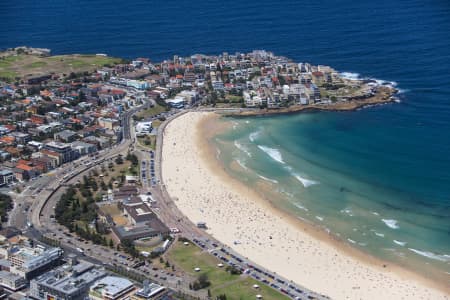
151 110 330 300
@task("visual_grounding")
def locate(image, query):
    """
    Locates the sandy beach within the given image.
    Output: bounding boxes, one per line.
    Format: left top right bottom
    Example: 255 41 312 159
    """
161 111 449 300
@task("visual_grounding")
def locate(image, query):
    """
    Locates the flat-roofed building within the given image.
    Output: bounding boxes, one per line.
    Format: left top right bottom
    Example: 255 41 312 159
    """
0 271 27 291
7 245 63 280
130 281 166 300
89 276 136 300
30 260 106 300
43 141 79 164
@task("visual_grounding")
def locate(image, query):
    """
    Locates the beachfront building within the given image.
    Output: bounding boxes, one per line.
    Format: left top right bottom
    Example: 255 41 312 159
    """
166 97 185 109
89 276 136 300
135 122 152 136
243 91 263 107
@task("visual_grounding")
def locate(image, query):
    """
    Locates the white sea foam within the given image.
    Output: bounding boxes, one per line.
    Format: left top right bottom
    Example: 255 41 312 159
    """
278 189 294 198
374 79 398 87
257 173 278 184
393 240 407 246
249 129 262 142
396 88 409 94
234 141 252 157
236 159 248 170
315 216 324 221
382 219 399 229
374 232 385 238
293 174 319 188
347 239 356 244
340 72 360 80
408 248 450 262
293 202 309 211
257 145 284 164
372 211 379 216
284 165 319 188
340 208 354 216
245 120 250 124
358 242 367 247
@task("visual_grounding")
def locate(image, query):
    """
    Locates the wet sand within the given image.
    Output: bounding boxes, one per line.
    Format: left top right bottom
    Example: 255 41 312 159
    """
161 111 449 300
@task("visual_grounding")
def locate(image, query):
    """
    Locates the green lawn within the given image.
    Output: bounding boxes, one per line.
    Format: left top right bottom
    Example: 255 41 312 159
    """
0 51 123 82
213 277 291 300
137 135 156 150
135 104 167 119
25 61 48 68
0 70 19 81
167 241 289 300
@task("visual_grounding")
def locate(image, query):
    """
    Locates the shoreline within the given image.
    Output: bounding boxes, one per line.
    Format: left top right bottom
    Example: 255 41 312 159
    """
224 86 398 117
161 111 449 299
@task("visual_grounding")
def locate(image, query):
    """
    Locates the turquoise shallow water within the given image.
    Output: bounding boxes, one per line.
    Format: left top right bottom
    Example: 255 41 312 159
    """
212 109 450 279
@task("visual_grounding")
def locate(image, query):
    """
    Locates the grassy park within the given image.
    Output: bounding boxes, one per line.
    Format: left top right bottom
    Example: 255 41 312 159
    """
135 104 167 120
167 240 288 299
0 51 123 82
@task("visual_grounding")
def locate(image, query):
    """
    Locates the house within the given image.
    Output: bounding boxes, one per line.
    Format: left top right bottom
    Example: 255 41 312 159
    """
40 149 62 167
15 164 36 180
32 156 55 172
98 118 119 130
11 132 31 145
0 136 15 146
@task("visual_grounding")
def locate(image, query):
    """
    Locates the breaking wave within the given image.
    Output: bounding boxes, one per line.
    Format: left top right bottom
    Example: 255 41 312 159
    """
393 240 407 246
339 72 360 80
382 219 399 229
234 141 252 157
408 248 450 262
257 145 284 164
256 173 278 184
236 159 248 170
292 202 309 211
249 129 262 142
374 232 385 238
293 173 319 188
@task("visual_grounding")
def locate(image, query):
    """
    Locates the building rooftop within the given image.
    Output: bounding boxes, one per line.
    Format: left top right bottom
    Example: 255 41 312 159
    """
133 281 165 299
90 276 135 298
9 246 62 271
45 141 71 150
32 260 106 296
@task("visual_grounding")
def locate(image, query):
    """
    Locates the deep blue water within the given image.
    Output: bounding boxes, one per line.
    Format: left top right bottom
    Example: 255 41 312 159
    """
3 0 450 277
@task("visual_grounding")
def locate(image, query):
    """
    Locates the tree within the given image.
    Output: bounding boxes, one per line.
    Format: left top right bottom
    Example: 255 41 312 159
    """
0 193 13 224
115 155 124 165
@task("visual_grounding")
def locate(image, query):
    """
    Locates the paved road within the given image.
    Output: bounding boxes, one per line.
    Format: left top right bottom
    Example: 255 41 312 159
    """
9 101 329 299
150 110 329 300
15 101 204 298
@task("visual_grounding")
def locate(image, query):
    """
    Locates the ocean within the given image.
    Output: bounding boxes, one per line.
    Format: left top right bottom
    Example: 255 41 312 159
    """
3 0 450 281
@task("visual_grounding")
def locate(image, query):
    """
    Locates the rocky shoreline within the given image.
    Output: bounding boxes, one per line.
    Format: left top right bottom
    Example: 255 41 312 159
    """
224 86 398 117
